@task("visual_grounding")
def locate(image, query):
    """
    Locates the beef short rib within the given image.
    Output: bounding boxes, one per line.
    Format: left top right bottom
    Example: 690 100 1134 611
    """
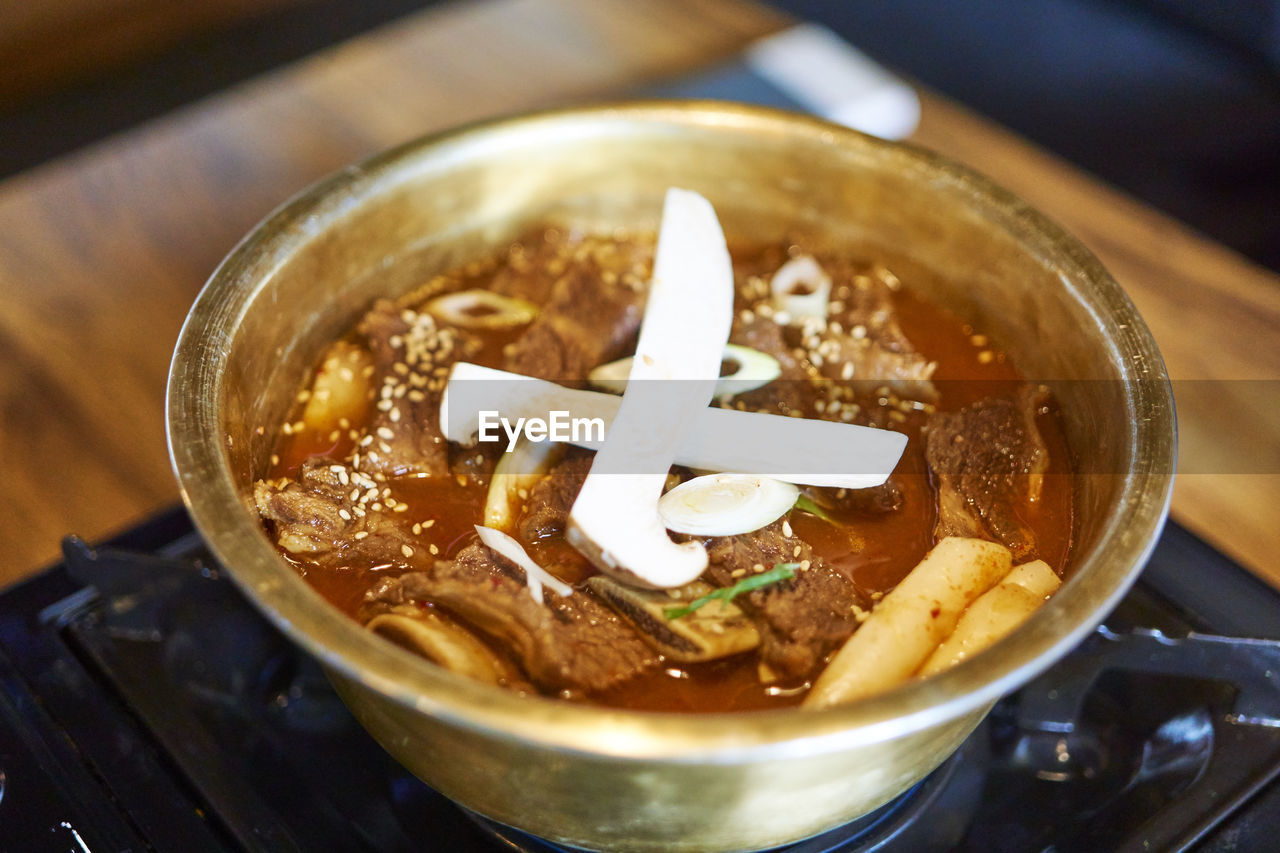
703 521 867 681
925 385 1049 559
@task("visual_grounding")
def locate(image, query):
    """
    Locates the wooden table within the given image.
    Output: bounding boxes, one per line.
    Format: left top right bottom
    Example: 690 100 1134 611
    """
1 0 1277 589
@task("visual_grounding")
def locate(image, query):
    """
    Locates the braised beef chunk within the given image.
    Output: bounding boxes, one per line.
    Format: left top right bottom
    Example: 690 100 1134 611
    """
727 316 810 415
703 521 866 680
831 265 916 352
487 239 572 306
816 265 936 401
925 385 1049 560
815 334 937 402
356 299 479 478
504 261 644 382
517 450 593 542
254 460 415 567
369 543 657 694
801 480 904 517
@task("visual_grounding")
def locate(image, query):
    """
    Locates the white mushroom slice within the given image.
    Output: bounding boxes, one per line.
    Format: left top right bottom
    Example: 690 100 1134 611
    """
771 255 831 323
586 576 760 663
589 344 781 399
658 474 799 536
441 362 907 491
368 612 513 685
474 525 573 604
425 289 538 329
567 188 735 588
483 438 565 530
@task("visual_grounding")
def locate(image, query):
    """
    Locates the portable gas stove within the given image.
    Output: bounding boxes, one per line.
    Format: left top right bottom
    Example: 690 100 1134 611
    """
1 508 1278 852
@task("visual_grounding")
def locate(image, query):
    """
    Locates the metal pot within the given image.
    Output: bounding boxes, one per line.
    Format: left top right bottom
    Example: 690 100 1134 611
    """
167 102 1175 852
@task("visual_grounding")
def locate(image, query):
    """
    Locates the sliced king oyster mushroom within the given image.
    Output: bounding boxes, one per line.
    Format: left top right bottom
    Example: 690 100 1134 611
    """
587 575 760 663
367 610 517 685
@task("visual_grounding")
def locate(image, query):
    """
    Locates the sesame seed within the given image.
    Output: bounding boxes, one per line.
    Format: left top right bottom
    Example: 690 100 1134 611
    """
412 523 422 535
977 350 995 364
841 362 854 381
429 544 439 555
799 560 812 571
793 545 802 557
389 407 401 423
338 509 352 521
354 531 368 540
401 544 414 559
377 427 394 440
423 519 436 528
731 568 747 578
782 520 794 538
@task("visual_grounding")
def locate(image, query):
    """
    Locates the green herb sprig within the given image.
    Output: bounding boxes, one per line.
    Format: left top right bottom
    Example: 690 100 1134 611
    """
664 563 798 619
793 494 834 522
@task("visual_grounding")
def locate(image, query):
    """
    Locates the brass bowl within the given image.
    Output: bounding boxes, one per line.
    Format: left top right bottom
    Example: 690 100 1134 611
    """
167 102 1175 852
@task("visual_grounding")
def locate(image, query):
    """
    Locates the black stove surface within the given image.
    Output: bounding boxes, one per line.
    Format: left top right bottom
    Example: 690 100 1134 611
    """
2 508 1280 853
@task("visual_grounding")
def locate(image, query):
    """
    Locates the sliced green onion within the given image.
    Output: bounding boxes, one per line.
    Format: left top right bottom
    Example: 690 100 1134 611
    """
658 473 799 536
770 255 831 323
664 563 799 619
588 344 780 398
794 494 835 523
482 438 564 530
426 289 538 329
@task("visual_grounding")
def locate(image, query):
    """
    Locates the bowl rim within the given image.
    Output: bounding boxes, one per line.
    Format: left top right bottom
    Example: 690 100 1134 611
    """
166 100 1176 762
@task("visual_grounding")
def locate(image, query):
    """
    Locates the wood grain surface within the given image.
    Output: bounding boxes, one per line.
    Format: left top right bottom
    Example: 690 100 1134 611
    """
1 0 1276 590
